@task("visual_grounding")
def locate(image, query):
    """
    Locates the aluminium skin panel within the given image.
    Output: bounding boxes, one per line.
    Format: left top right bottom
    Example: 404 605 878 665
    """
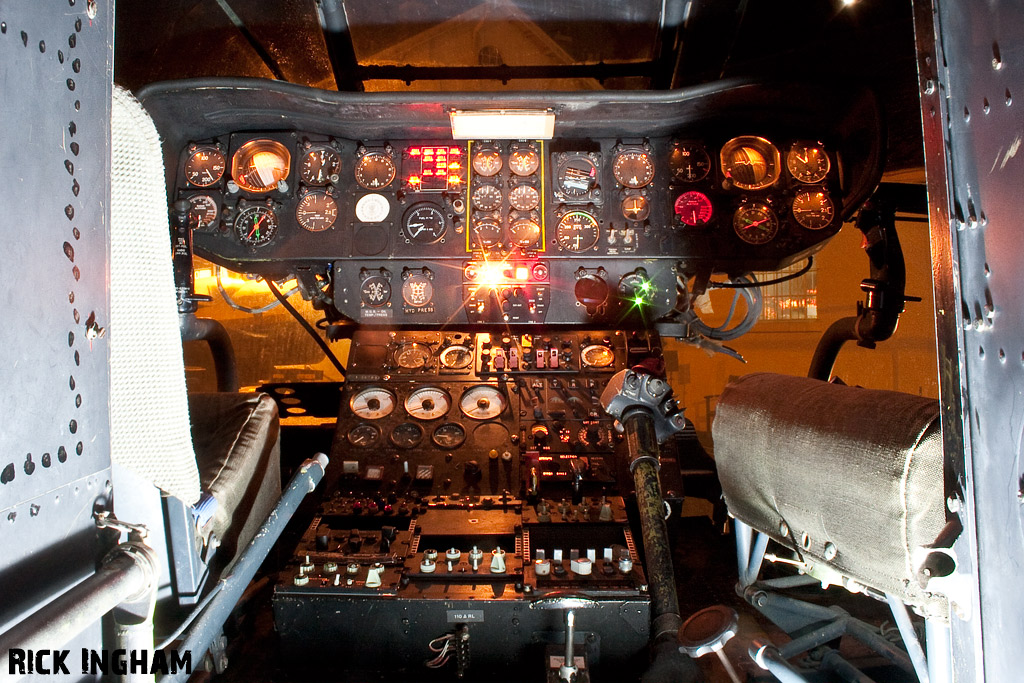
0 1 113 677
917 0 1024 680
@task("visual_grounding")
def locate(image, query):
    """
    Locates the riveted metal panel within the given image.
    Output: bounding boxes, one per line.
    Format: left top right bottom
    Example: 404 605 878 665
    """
0 0 114 666
916 0 1024 680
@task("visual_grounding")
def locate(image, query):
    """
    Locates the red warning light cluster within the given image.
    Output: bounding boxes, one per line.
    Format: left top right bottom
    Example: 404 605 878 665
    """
404 145 464 192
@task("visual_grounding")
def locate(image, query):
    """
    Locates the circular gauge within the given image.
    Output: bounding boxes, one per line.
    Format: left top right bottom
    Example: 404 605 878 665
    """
472 149 502 177
674 191 714 226
787 143 831 184
670 144 711 183
472 184 502 212
355 193 390 223
300 146 341 186
234 205 278 247
349 387 396 420
619 270 654 302
394 342 432 369
432 423 467 449
402 272 434 307
509 148 540 176
439 344 473 369
721 136 780 190
296 191 338 232
509 184 540 211
347 424 381 448
390 422 424 449
188 194 218 229
613 150 654 188
404 203 448 244
360 274 391 307
355 152 396 189
622 195 650 222
556 155 598 197
510 217 541 248
231 139 290 193
581 344 615 368
405 387 452 420
792 190 835 230
733 202 779 245
185 146 226 187
556 211 600 252
472 218 502 248
459 385 507 420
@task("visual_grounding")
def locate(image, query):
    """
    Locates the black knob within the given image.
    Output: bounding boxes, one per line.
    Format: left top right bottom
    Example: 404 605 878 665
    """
381 525 397 542
315 524 330 551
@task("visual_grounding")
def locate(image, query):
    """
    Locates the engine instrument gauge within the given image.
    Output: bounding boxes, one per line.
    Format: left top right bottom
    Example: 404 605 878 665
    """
509 184 540 211
556 155 598 197
556 211 599 252
439 344 474 369
390 422 424 449
509 148 540 176
355 152 396 189
403 203 448 244
394 342 432 369
405 387 451 420
622 195 650 222
733 202 779 244
296 191 338 232
234 205 278 246
581 344 615 368
184 146 226 187
402 272 434 308
472 218 502 248
432 422 466 449
670 144 711 183
720 136 780 190
612 150 654 188
786 143 830 184
459 385 506 420
509 217 541 248
349 388 396 420
231 139 290 193
674 191 713 226
792 190 835 230
472 185 502 212
299 146 341 185
472 149 502 177
347 424 381 448
188 194 218 229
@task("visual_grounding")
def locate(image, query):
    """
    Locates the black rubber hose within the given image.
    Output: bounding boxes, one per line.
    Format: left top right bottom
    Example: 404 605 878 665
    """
179 314 239 392
807 316 859 382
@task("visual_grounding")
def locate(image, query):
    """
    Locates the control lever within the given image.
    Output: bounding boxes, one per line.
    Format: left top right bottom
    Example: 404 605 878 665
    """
170 199 212 314
569 458 586 505
530 593 599 683
600 365 687 645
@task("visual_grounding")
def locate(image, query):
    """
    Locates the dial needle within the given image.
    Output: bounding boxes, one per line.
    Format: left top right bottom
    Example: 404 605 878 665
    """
248 214 265 239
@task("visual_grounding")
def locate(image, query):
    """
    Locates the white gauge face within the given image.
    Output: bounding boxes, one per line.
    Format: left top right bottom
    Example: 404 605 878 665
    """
349 387 396 420
404 387 451 420
439 344 474 369
394 342 432 369
459 385 506 420
355 193 390 223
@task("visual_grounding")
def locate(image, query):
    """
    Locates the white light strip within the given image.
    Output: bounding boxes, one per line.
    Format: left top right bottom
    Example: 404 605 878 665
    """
449 109 555 140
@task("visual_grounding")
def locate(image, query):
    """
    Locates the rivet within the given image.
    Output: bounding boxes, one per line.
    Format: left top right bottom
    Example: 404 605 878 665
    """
779 521 789 536
824 542 837 561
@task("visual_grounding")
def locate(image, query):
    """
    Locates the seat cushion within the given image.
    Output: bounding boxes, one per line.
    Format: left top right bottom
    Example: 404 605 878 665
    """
713 373 947 618
188 392 282 562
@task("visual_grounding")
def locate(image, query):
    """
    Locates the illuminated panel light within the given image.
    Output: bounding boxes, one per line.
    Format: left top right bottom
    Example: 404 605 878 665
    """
450 110 555 140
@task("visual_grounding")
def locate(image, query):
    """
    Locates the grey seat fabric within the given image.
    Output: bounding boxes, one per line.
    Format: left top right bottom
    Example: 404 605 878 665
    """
189 392 282 563
713 372 948 619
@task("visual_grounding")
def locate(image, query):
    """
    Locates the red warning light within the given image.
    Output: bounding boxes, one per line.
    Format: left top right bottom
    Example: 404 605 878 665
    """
403 144 465 192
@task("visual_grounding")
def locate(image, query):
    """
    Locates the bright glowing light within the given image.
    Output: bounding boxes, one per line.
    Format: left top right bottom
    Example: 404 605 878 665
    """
841 0 857 5
639 281 652 292
449 109 555 140
515 266 529 280
479 262 509 287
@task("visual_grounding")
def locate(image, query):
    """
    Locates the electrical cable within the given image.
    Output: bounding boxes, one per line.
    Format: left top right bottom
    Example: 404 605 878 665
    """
217 267 298 314
709 257 813 289
265 279 347 378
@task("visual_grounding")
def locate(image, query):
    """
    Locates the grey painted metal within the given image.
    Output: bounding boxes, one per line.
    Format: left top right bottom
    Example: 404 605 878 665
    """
0 542 157 683
915 1 1024 680
749 641 811 683
161 454 329 683
886 593 930 683
926 620 952 683
0 2 114 680
734 519 768 588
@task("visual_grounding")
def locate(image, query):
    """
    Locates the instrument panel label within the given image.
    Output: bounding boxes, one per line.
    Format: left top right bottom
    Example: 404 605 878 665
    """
446 610 484 623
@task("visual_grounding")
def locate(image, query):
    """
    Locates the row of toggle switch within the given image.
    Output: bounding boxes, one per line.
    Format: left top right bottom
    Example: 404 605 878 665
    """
533 548 634 577
419 546 507 574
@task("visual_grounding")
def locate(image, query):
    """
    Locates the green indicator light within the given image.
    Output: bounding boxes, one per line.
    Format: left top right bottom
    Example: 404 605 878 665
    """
640 281 652 292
